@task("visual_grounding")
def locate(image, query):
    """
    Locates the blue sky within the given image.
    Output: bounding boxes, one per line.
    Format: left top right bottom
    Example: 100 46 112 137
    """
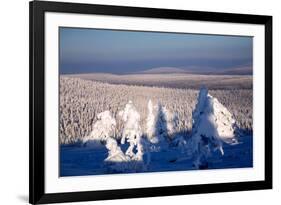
59 27 253 74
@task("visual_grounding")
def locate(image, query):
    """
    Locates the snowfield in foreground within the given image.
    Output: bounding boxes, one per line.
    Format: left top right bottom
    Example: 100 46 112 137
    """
60 135 252 176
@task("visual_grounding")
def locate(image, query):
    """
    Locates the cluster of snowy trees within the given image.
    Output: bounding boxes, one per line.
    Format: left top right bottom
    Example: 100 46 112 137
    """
60 77 252 145
83 102 150 172
81 86 238 171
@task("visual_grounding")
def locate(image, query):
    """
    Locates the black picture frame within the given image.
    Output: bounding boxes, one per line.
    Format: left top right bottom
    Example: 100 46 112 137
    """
29 0 272 204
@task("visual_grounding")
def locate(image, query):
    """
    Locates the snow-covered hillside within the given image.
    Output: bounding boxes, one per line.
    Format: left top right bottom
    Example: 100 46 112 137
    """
59 77 252 144
60 87 252 176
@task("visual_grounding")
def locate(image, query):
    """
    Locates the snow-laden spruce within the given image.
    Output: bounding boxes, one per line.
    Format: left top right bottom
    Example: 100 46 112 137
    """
146 99 157 143
191 87 237 169
119 101 145 160
82 110 116 144
103 135 148 173
155 103 176 140
146 99 179 144
104 137 128 162
82 108 150 173
118 101 150 171
81 110 127 162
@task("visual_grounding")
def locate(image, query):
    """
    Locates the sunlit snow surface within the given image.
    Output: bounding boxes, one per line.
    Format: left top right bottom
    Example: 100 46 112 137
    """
60 134 252 176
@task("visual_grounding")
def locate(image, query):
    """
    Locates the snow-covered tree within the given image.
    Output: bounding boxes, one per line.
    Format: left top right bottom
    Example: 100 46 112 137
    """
212 97 237 144
155 103 177 142
155 103 167 141
146 99 158 143
163 106 179 140
82 110 131 172
103 136 148 173
82 110 116 144
104 137 128 163
146 99 179 144
191 87 237 169
119 101 143 158
118 101 150 171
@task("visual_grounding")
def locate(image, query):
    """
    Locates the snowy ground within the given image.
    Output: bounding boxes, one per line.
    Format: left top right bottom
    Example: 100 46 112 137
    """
60 134 252 177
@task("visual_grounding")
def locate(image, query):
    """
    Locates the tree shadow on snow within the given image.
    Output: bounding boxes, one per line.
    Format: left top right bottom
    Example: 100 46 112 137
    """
60 110 253 176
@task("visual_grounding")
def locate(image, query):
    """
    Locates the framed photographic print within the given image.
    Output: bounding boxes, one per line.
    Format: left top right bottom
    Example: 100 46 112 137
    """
29 0 272 204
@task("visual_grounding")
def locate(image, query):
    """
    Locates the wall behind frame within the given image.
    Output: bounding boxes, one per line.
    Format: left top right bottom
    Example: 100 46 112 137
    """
0 0 279 204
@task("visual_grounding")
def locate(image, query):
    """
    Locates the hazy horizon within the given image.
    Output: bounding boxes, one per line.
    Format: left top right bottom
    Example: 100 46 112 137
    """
59 27 253 75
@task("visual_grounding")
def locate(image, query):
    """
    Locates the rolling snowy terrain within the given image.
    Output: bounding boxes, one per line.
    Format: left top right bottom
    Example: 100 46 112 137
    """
59 75 253 176
65 72 252 90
